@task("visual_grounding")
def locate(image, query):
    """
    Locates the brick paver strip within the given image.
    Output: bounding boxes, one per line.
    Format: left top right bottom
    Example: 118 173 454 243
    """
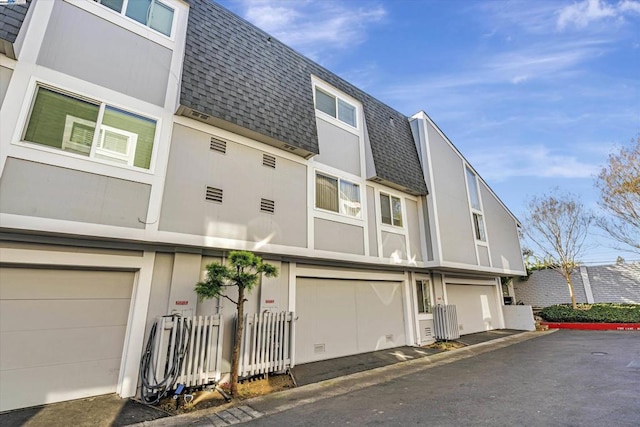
227 407 252 422
237 405 263 418
207 414 229 427
217 410 240 424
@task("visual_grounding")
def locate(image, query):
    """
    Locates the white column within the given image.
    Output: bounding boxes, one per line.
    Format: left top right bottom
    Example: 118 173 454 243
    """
117 250 156 398
580 266 595 304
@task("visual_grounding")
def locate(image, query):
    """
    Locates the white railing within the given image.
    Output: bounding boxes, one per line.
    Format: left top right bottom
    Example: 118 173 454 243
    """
151 314 224 389
433 304 460 340
238 311 295 378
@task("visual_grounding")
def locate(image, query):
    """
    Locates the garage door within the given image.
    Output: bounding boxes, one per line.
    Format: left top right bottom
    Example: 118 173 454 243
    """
295 278 406 364
447 284 500 335
0 268 134 411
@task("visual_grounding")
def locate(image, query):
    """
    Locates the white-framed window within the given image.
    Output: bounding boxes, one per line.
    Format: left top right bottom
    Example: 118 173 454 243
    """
472 212 486 242
416 279 432 314
380 193 403 227
314 87 357 128
23 85 157 170
315 171 361 218
465 166 486 242
94 0 175 37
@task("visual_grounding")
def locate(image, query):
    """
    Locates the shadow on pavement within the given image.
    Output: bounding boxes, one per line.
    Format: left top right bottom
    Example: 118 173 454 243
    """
0 394 169 427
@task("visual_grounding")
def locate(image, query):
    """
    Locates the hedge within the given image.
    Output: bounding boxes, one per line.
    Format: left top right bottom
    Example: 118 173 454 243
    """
539 303 640 323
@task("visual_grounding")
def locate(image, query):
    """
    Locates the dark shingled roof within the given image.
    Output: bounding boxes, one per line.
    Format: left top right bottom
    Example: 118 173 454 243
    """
182 0 428 195
0 1 29 44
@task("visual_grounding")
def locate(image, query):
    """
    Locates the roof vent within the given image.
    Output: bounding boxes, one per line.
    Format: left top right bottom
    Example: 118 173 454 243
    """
281 144 297 151
190 110 210 120
262 154 276 168
210 137 227 154
260 198 275 214
205 186 223 203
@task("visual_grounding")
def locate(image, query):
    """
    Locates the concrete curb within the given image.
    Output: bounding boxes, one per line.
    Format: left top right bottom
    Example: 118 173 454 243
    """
131 330 555 426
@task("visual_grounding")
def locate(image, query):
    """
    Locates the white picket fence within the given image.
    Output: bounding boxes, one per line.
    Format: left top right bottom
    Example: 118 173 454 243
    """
238 311 295 377
151 314 225 388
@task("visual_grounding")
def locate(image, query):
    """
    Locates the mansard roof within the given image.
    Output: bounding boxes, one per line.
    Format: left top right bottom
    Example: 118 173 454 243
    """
0 0 30 45
182 0 428 195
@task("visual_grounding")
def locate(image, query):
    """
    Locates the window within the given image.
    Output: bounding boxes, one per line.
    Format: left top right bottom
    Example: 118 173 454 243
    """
95 0 174 36
315 172 361 218
314 87 357 127
465 167 486 242
416 280 432 314
473 213 486 241
24 86 157 169
465 167 481 211
380 193 403 226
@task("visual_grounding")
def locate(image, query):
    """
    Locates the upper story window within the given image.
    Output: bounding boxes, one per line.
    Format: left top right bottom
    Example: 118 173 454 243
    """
380 193 403 227
95 0 174 36
23 85 157 170
315 172 361 218
465 167 486 242
314 87 357 128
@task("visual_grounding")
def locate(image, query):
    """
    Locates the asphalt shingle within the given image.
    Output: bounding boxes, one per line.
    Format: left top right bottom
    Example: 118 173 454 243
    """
0 1 30 44
182 0 428 195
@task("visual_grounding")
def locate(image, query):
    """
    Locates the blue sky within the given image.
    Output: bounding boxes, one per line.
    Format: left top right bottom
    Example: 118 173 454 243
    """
216 0 640 264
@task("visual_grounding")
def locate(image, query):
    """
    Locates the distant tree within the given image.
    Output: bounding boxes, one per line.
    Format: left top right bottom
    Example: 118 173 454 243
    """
195 251 278 397
522 190 593 309
595 137 640 253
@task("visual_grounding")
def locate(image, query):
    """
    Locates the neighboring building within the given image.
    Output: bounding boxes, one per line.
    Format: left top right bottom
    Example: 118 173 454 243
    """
0 0 526 411
514 263 640 307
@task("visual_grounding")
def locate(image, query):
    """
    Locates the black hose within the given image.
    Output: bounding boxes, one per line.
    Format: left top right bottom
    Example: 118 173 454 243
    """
140 314 191 405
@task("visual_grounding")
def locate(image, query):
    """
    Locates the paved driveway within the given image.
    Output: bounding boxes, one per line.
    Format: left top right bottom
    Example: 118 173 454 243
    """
249 330 640 426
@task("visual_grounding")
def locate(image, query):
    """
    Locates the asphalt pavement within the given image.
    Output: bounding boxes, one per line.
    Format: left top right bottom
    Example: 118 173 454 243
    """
248 330 640 426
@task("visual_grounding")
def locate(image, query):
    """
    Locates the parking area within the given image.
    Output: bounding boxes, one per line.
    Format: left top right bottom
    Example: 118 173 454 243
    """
250 330 640 426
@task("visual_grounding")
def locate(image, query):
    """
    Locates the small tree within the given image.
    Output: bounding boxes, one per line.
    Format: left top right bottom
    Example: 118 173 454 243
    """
595 137 640 253
523 190 593 308
195 251 278 396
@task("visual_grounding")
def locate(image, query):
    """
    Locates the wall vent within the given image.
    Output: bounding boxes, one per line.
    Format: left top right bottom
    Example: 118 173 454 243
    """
260 198 275 214
262 154 276 168
385 334 394 343
190 110 210 120
210 137 227 153
314 344 325 354
424 327 432 338
205 186 223 203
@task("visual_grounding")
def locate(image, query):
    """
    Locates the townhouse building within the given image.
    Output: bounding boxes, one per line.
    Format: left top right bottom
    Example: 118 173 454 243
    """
0 0 526 412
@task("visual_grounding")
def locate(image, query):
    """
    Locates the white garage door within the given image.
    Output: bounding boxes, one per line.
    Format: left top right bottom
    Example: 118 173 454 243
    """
447 284 500 335
295 278 406 364
0 267 134 411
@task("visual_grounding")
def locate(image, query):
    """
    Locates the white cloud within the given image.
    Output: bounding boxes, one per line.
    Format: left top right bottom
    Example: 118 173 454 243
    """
557 0 640 30
235 0 386 60
383 38 608 103
467 145 600 181
475 1 561 34
511 75 530 84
